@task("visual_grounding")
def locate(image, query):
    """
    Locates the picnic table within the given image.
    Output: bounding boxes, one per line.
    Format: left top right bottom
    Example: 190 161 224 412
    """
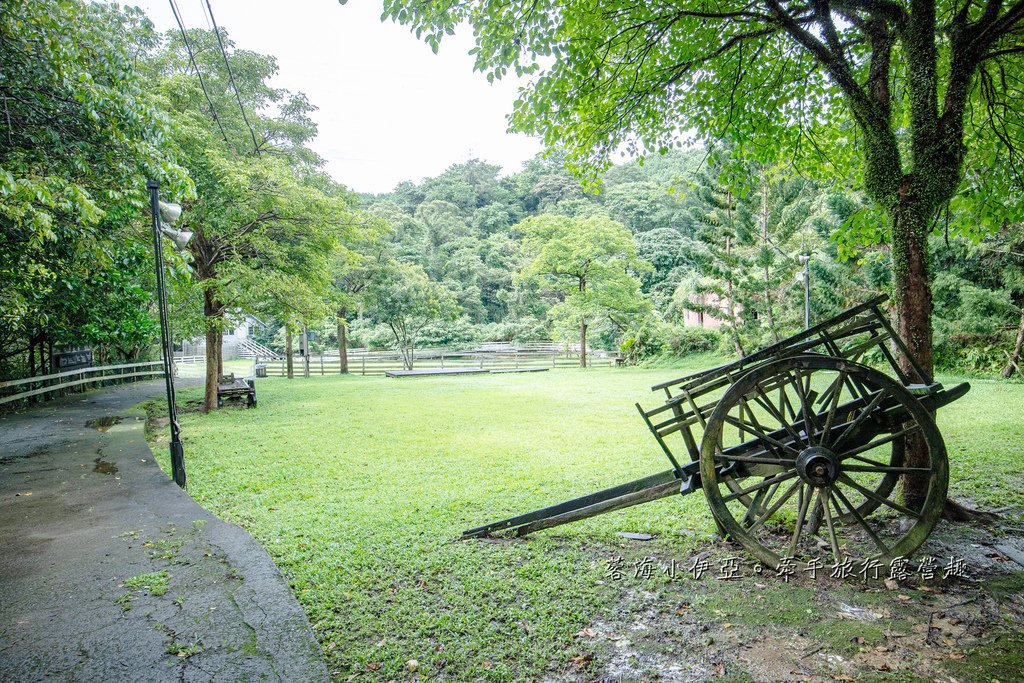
217 373 256 408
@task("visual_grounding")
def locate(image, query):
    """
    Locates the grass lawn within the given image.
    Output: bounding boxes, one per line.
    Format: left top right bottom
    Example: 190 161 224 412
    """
153 358 1024 682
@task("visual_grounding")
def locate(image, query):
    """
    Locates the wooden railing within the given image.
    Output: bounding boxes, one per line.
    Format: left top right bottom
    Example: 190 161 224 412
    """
259 349 617 377
0 361 166 407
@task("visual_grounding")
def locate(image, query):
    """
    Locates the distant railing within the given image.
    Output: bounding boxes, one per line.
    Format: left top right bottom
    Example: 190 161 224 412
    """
0 361 166 407
257 348 618 377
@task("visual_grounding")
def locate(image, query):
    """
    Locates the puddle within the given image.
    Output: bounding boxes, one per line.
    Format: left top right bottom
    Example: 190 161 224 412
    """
85 416 121 432
93 458 118 475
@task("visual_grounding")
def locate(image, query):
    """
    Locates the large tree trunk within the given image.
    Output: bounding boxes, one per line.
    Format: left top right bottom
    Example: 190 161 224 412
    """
286 329 294 379
202 290 222 413
890 202 935 510
579 319 587 368
1001 309 1024 379
337 307 349 374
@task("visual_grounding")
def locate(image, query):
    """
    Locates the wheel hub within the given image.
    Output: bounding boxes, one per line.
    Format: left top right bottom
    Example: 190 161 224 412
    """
796 446 840 486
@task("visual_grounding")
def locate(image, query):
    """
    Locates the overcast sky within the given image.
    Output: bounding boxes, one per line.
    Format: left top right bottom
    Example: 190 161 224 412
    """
130 0 543 194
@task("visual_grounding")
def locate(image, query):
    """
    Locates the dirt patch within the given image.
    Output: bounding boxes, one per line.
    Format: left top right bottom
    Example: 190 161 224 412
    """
575 521 1024 682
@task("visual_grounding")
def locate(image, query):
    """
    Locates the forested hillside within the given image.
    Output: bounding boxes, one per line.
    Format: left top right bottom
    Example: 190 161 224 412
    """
3 1 1023 409
265 150 1024 376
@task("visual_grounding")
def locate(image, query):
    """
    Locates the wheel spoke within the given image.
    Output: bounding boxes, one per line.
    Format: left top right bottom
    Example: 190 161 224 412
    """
751 384 805 446
786 369 820 445
843 452 893 468
832 388 888 450
742 482 771 525
720 414 801 456
832 485 890 555
721 469 798 503
818 371 848 447
788 483 813 556
713 453 795 466
838 474 920 518
747 477 802 534
843 465 931 474
820 486 843 563
840 424 922 460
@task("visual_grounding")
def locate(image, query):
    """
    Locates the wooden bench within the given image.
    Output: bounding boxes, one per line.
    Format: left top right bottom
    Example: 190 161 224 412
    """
217 373 257 408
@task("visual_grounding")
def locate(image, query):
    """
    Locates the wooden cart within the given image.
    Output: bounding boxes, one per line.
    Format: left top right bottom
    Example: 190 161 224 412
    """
464 295 969 569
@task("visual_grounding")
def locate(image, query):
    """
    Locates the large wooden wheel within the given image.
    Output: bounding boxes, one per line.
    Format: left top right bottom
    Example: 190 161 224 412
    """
699 355 948 570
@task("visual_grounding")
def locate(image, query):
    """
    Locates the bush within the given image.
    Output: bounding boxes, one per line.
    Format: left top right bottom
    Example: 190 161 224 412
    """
347 319 395 350
622 320 724 364
667 326 724 355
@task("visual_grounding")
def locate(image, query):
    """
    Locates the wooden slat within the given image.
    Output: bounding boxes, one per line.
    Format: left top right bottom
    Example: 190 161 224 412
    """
0 360 163 389
0 370 165 405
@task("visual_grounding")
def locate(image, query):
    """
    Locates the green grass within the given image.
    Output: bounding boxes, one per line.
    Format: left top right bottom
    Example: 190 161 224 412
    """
124 570 171 597
158 360 1024 681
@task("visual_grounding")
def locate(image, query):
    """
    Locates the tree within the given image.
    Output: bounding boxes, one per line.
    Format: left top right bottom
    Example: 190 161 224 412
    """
151 26 349 410
680 168 750 357
0 1 189 377
331 212 391 373
384 0 1024 508
517 215 651 366
363 261 459 370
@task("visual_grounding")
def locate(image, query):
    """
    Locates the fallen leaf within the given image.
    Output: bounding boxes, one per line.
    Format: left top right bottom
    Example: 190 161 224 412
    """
569 654 593 668
897 595 912 601
365 663 381 671
575 627 597 639
375 638 386 647
884 578 899 590
723 623 734 629
405 660 418 672
851 636 866 645
482 661 493 670
948 652 966 660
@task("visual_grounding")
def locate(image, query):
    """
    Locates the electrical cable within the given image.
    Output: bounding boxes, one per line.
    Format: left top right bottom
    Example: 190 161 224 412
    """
203 0 261 157
168 0 229 144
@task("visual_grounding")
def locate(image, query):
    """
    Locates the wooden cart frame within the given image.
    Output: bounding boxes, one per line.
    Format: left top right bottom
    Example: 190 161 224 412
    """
464 295 969 569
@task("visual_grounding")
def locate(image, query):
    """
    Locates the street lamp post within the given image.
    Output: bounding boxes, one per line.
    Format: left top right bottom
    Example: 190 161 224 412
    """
147 180 191 489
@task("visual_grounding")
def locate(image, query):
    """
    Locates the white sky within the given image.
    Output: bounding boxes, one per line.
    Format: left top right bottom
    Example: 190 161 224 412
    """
130 0 543 194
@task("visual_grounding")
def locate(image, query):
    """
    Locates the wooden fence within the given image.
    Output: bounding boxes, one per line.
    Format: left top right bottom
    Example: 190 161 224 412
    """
258 349 616 377
0 360 166 407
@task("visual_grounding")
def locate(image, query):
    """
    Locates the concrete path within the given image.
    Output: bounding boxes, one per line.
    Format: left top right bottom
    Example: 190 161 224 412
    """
0 381 327 682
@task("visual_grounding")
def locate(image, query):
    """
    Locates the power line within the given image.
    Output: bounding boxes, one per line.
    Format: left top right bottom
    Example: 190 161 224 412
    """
203 0 261 157
167 0 229 144
196 0 213 30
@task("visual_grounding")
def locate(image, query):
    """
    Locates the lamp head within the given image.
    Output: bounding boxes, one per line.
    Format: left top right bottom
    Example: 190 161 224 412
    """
798 254 811 265
158 200 183 225
161 225 193 251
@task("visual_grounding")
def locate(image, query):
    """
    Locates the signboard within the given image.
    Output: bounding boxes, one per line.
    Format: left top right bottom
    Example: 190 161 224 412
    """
52 347 93 373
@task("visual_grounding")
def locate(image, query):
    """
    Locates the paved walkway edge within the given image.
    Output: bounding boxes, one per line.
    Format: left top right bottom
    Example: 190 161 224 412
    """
0 381 328 682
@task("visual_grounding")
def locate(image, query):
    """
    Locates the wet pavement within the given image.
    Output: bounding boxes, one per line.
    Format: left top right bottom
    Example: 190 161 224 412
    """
0 381 327 682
